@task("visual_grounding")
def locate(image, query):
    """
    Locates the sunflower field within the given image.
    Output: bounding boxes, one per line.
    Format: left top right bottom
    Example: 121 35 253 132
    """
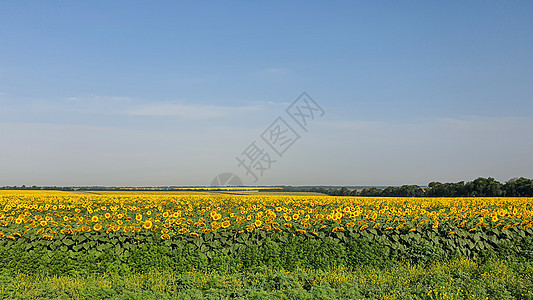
1 190 533 276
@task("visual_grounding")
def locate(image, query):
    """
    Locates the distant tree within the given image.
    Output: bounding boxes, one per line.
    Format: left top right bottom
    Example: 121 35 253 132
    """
398 185 424 197
503 177 533 197
465 177 503 197
381 186 401 197
426 181 467 197
359 187 382 196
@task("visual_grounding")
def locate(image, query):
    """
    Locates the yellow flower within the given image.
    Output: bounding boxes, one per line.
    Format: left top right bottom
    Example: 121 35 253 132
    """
161 234 171 240
143 220 153 229
42 234 53 240
432 220 439 229
346 222 355 228
91 216 99 223
93 224 102 231
222 220 231 228
190 232 199 237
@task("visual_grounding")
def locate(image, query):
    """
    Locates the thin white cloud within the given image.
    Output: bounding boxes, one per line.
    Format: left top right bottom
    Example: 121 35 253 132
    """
126 103 264 119
64 95 133 102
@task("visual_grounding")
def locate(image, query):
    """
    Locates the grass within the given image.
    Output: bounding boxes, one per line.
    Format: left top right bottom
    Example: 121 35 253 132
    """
1 258 533 299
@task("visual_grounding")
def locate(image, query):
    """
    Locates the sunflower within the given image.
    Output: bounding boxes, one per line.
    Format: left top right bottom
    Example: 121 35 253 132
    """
135 214 142 222
91 216 99 223
82 226 91 232
254 220 262 227
161 234 171 240
432 221 439 229
222 220 231 228
93 224 103 231
346 222 355 228
261 225 272 231
40 221 47 226
143 220 153 229
190 232 199 238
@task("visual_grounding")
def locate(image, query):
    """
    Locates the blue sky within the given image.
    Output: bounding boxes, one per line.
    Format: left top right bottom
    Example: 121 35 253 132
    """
1 1 532 186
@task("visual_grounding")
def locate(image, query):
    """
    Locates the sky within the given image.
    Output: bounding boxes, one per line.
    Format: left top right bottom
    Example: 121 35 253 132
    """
1 1 532 186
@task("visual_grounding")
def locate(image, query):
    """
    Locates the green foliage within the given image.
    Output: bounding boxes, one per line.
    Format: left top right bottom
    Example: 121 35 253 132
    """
1 227 533 276
1 258 533 299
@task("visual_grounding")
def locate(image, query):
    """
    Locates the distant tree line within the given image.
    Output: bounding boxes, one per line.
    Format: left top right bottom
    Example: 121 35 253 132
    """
2 177 533 197
296 177 533 197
